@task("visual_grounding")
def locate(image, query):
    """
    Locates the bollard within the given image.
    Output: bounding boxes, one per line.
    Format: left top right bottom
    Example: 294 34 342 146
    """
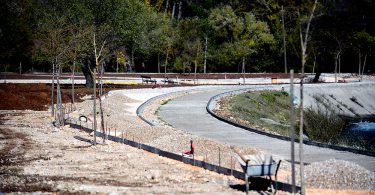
122 131 124 143
115 128 116 137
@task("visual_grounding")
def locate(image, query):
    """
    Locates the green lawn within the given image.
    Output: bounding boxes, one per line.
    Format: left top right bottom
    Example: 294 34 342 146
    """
228 90 296 136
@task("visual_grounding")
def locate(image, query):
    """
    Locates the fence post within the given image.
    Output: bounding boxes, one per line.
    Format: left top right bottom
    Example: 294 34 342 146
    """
219 147 221 167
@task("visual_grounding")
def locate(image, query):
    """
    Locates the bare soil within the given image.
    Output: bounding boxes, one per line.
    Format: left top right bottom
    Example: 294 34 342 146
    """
0 83 169 111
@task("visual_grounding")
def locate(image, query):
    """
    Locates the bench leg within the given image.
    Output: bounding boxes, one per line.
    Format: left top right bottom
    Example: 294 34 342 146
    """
245 174 249 195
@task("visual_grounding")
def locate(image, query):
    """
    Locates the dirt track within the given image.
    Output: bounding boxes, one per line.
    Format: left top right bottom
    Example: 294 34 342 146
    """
1 82 374 194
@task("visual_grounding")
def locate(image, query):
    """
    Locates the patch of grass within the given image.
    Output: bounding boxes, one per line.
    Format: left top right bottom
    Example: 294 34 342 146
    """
304 95 345 144
160 99 171 105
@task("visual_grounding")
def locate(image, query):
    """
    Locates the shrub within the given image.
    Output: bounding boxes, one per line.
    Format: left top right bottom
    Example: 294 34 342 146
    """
304 95 345 144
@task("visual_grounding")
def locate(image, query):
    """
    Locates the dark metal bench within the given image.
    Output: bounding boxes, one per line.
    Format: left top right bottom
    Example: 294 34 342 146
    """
141 75 157 84
162 77 176 84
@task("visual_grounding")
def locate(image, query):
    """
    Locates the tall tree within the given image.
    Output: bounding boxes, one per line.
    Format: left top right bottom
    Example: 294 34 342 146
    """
209 5 274 73
298 1 318 194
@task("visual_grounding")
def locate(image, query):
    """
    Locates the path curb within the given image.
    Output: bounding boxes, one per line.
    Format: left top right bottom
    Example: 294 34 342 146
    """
206 89 375 157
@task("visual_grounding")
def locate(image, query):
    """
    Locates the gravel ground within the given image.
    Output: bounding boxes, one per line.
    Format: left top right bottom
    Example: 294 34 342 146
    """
0 110 246 194
1 84 374 194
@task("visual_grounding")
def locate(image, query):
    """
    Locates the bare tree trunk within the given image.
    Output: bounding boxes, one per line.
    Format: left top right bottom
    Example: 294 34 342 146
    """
242 57 245 84
194 60 197 84
335 52 339 83
58 65 63 125
56 65 60 125
131 48 135 71
56 64 63 127
290 69 296 194
92 31 106 145
282 5 288 73
312 55 316 74
51 62 56 117
358 49 361 76
93 67 97 145
171 2 176 21
338 54 341 74
92 33 98 145
116 59 119 73
99 63 105 143
165 0 169 14
72 61 76 106
204 36 207 74
177 1 183 21
361 54 367 80
194 45 200 84
158 54 161 73
164 49 168 78
298 1 317 194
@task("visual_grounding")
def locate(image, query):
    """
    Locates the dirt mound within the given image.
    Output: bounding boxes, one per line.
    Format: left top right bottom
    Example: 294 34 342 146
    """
0 83 159 111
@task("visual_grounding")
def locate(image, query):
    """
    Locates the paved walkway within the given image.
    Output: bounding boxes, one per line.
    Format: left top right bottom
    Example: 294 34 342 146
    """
158 85 375 172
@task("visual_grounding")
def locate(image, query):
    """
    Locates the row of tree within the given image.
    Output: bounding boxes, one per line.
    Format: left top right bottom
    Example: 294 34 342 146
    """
1 0 375 82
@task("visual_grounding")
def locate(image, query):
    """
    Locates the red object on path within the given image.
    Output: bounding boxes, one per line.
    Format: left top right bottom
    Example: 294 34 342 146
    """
183 140 195 155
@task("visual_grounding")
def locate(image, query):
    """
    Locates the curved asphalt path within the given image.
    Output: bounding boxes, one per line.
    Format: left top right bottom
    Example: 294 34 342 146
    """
158 85 375 172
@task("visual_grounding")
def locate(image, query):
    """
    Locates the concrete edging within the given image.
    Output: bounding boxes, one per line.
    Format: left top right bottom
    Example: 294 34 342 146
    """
206 89 375 157
136 90 194 126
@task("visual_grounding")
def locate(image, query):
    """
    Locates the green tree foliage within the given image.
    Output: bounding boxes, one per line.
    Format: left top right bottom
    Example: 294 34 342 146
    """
209 5 274 72
0 0 34 71
1 0 375 74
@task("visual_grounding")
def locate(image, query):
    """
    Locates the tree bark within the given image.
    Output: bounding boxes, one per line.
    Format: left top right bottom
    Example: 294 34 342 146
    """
56 64 63 127
164 49 168 78
358 49 361 76
93 67 97 145
177 1 183 21
312 55 316 74
242 57 245 84
165 0 169 14
204 36 207 74
361 54 367 80
19 61 22 75
290 69 296 194
282 6 288 73
334 52 339 83
158 53 161 73
72 61 76 106
298 1 317 194
131 48 135 71
58 64 63 126
171 2 176 21
99 63 105 143
194 60 197 84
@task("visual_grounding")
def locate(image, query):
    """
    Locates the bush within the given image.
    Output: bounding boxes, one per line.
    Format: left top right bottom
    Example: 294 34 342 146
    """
304 95 345 144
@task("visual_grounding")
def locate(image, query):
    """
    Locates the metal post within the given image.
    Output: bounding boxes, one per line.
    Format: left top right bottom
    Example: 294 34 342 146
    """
290 69 296 193
218 147 221 167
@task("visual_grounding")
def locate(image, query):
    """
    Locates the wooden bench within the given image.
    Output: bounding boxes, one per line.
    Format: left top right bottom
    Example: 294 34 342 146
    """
141 75 157 84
